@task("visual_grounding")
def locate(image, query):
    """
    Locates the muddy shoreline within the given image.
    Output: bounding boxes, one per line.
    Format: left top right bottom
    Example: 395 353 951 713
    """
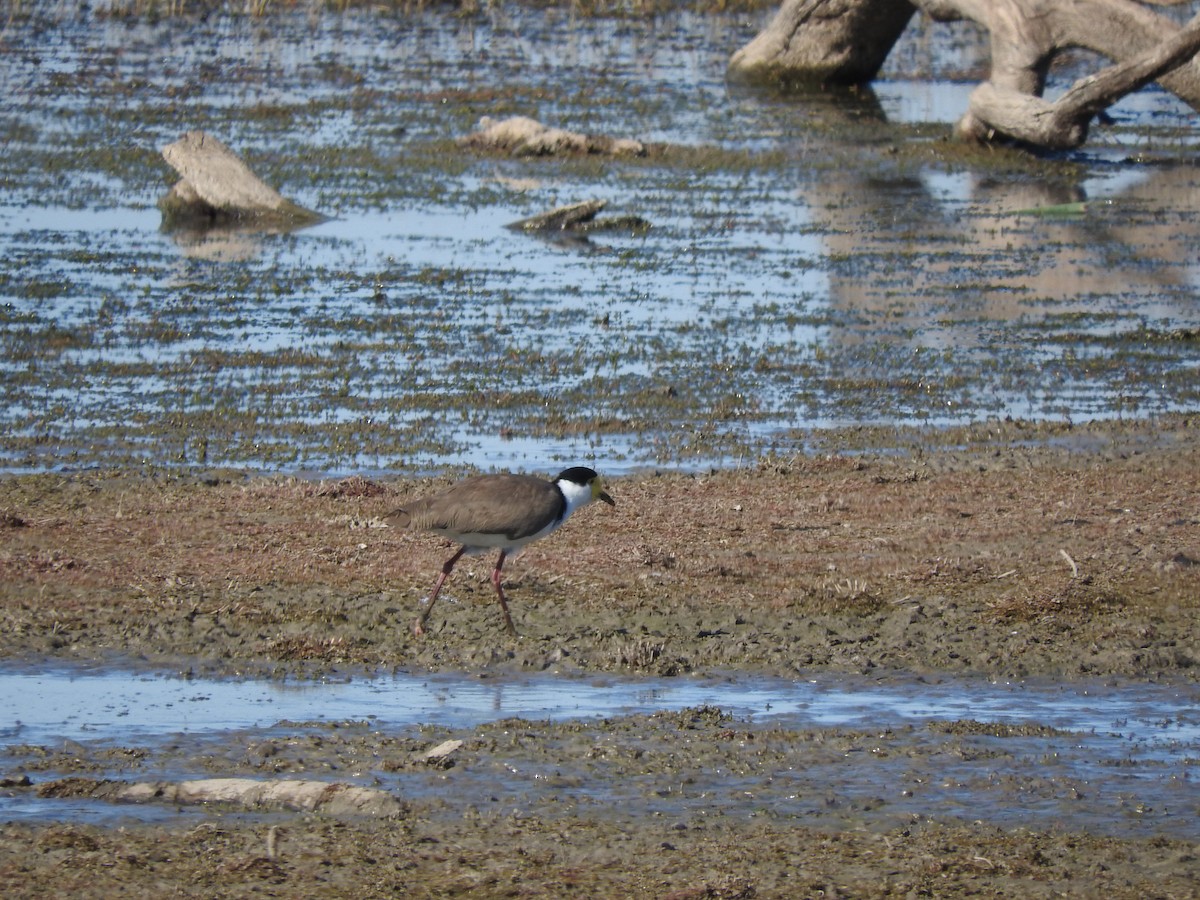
2 417 1199 897
1 416 1196 682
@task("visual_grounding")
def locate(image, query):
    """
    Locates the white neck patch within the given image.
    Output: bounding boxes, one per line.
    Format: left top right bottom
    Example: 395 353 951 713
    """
556 476 595 522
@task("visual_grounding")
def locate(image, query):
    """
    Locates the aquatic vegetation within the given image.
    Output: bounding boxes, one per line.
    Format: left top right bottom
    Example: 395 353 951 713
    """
1 6 1199 475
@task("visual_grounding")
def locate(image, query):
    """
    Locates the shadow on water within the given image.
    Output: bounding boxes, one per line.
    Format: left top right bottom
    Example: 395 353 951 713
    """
2 663 1197 837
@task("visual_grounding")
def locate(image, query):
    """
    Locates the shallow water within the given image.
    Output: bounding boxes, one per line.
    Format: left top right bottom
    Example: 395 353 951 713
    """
3 664 1197 837
3 7 1200 475
4 664 1198 743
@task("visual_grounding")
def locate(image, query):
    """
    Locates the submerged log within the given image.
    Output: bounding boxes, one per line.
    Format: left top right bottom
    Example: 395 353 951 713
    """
728 0 1200 150
506 199 651 237
508 199 608 232
421 739 464 769
159 131 324 228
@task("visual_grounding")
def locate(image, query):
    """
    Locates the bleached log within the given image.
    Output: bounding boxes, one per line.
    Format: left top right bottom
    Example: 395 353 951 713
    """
728 0 1200 150
159 131 323 226
728 0 916 86
965 10 1200 147
37 776 404 817
460 116 645 157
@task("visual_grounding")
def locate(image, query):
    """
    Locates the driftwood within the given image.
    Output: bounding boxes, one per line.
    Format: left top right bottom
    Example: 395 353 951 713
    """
966 9 1200 147
728 0 916 86
420 739 464 769
37 776 404 817
506 199 652 239
159 131 324 227
728 0 1200 150
459 116 645 157
508 199 608 232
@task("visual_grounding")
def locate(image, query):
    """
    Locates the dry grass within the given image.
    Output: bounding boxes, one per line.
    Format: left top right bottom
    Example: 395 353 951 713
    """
983 578 1122 624
1 421 1198 676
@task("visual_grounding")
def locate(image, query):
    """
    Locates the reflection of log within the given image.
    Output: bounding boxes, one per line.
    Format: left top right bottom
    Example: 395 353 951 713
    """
159 131 324 227
38 776 404 817
801 162 1197 356
729 0 1200 150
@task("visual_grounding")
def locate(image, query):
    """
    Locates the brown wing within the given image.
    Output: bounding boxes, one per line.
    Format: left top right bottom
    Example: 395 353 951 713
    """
387 474 564 541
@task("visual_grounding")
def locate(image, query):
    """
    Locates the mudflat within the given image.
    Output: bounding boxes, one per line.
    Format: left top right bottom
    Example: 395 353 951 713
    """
1 416 1198 897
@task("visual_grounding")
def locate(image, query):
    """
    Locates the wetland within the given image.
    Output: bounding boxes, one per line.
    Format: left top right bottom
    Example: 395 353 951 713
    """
2 2 1200 896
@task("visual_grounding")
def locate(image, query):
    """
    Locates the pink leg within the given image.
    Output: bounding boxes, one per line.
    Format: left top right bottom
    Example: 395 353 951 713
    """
491 550 519 637
413 546 467 636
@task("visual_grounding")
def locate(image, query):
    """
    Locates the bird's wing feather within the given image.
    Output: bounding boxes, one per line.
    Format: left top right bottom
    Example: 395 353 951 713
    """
390 475 565 541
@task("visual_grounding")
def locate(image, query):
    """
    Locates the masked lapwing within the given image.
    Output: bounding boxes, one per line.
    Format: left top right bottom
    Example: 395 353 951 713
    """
388 466 615 636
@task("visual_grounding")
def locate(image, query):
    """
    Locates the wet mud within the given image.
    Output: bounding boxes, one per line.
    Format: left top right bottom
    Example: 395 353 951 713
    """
3 416 1200 897
3 2 1200 895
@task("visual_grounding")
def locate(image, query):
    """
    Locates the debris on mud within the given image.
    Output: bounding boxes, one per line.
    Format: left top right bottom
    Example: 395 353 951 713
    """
459 115 646 157
34 777 404 817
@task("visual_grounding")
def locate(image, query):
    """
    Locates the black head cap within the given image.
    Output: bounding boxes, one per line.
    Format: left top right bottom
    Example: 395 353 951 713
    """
555 466 600 486
554 466 615 506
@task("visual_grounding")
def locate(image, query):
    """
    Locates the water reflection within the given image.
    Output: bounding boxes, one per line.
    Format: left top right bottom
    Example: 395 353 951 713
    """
2 665 1196 746
165 220 319 263
816 165 1200 346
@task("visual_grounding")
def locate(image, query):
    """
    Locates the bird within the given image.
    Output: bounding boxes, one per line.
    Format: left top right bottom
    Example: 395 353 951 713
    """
387 466 615 636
